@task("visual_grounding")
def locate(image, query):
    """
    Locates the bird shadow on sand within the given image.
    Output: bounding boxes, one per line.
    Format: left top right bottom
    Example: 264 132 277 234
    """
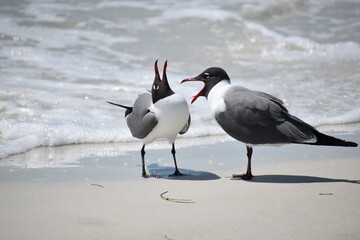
147 164 220 181
247 175 360 184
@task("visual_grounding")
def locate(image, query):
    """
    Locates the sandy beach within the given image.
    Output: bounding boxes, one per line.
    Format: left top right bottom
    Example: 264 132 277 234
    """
0 132 359 240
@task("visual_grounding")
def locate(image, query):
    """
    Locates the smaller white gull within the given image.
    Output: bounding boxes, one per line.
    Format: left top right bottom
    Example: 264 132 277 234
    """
182 67 357 180
108 60 190 178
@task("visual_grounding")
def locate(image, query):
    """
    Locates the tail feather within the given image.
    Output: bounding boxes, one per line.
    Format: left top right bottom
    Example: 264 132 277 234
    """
107 101 133 117
310 131 357 147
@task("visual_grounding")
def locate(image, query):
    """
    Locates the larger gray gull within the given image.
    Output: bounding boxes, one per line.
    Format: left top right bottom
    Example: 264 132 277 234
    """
182 67 357 180
108 60 190 178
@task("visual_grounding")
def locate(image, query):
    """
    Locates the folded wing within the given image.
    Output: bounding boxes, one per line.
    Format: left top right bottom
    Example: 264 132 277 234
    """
126 93 158 139
217 86 317 144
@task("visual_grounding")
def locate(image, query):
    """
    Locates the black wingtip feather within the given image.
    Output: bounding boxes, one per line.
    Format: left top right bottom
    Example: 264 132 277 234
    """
107 101 132 109
107 101 133 117
312 131 358 147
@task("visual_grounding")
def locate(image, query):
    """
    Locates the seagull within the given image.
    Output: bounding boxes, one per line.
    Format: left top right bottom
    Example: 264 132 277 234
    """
108 60 191 178
181 67 357 180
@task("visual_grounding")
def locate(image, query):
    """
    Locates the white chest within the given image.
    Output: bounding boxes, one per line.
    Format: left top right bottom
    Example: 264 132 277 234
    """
207 80 231 115
144 93 189 143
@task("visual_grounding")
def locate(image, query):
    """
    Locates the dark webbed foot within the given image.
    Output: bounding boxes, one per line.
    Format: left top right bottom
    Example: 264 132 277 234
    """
232 173 254 180
142 173 150 178
168 170 188 177
142 173 158 178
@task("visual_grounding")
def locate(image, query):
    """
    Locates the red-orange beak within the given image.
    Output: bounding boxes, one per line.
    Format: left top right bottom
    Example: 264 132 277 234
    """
181 78 206 104
154 59 162 83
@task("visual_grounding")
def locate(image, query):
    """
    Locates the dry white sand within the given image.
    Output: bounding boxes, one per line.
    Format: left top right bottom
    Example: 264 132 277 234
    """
0 133 359 240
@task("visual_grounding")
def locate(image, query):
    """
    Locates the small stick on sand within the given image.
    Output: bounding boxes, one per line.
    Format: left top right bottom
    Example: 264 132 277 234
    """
90 184 104 188
160 191 195 203
164 235 177 240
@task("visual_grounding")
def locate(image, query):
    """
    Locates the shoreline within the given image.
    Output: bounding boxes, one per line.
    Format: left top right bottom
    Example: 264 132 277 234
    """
1 121 360 168
0 131 359 182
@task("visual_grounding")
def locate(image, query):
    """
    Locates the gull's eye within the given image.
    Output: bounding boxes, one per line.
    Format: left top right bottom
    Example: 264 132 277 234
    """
153 84 159 90
204 72 210 79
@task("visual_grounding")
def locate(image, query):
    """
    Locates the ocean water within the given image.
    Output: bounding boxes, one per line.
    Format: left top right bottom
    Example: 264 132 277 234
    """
1 0 360 163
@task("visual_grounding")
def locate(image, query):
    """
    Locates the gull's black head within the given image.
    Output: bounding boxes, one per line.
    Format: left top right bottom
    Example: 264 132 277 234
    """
152 60 175 104
181 67 230 103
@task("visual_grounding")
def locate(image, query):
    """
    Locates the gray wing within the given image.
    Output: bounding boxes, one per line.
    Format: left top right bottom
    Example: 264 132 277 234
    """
216 86 316 145
179 115 191 135
126 93 158 139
